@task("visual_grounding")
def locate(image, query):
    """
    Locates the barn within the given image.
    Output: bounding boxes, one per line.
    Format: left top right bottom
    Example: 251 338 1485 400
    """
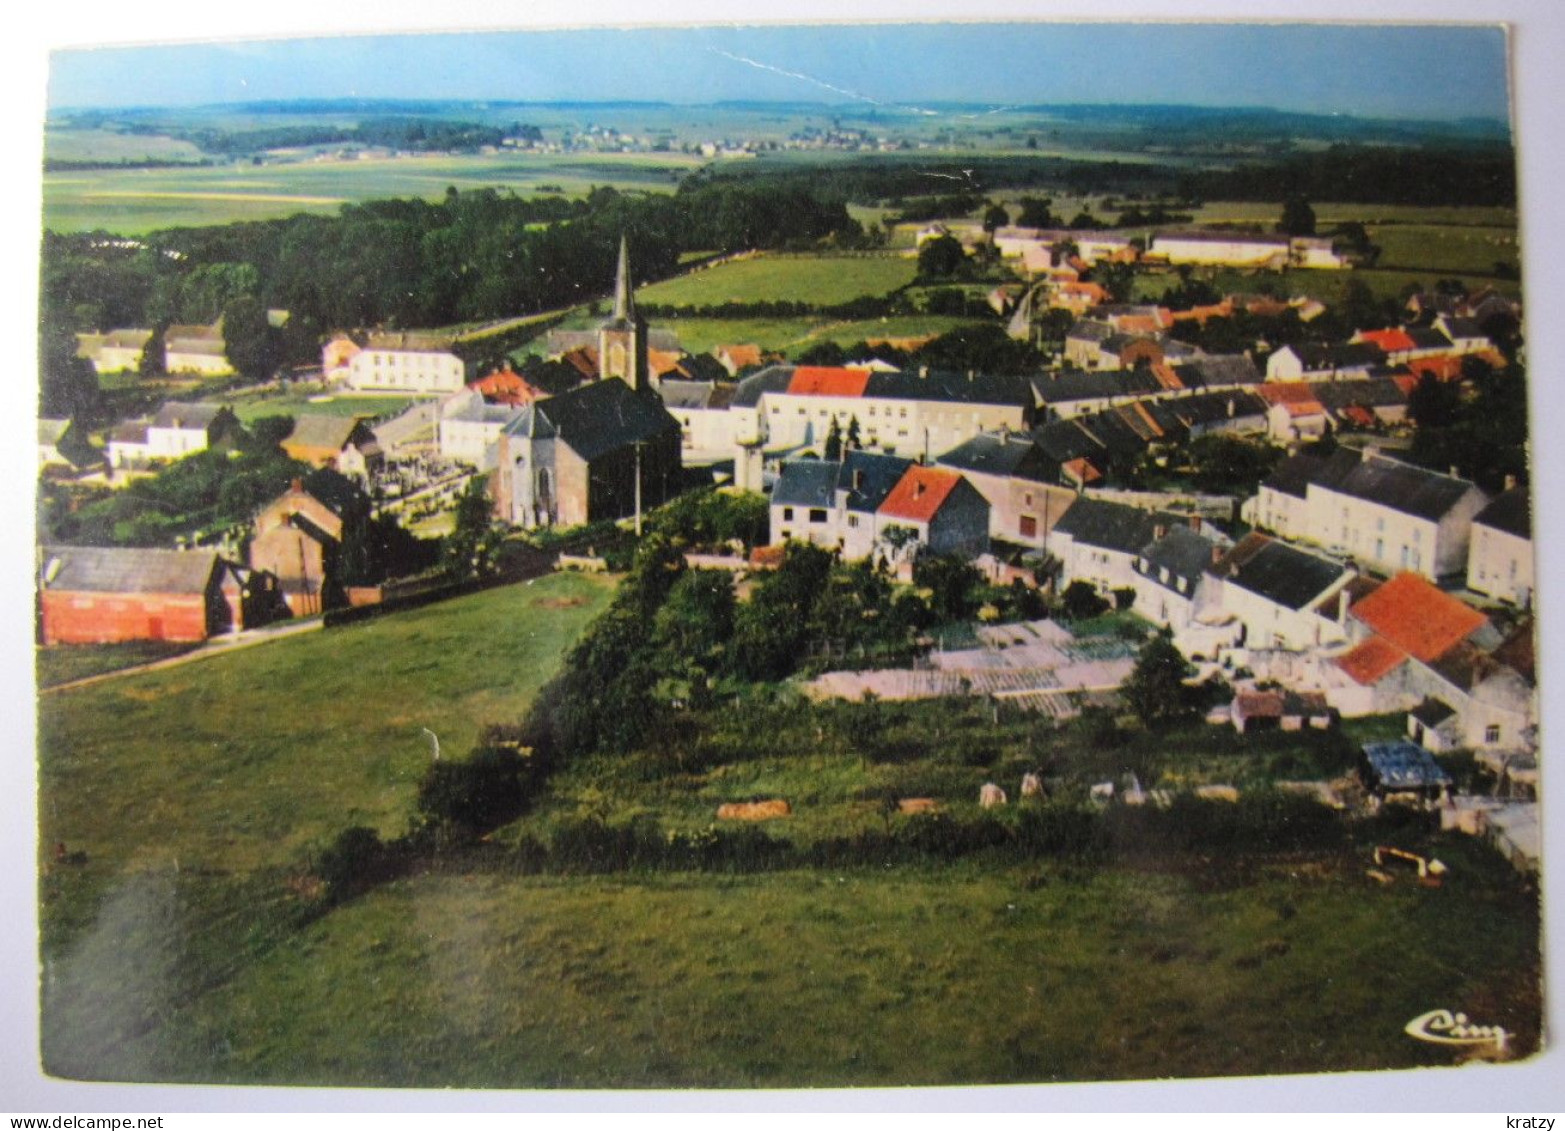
38 545 273 645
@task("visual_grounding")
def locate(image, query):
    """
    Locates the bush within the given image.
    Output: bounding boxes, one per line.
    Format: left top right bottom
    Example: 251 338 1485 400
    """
415 739 537 838
314 826 399 903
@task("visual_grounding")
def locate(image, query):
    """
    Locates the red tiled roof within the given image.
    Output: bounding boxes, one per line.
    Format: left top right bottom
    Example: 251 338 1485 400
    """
878 466 963 524
1349 572 1488 663
716 344 763 369
1256 382 1319 406
1340 405 1377 428
1334 636 1409 686
1358 328 1416 354
1406 355 1463 382
1391 373 1420 396
1062 457 1103 485
560 346 598 380
787 367 872 398
648 348 685 377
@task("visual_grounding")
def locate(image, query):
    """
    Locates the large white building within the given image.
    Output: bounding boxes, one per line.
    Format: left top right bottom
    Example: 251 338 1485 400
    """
1246 447 1487 582
345 332 468 394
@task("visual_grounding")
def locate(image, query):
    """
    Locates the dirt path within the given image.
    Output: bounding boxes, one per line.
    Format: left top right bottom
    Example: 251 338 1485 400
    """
41 619 326 694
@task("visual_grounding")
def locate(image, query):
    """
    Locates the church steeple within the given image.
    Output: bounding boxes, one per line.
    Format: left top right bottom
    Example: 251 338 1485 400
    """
613 234 634 322
598 233 649 391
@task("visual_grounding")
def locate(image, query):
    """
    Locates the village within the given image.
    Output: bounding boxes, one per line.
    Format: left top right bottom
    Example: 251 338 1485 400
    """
40 211 1538 877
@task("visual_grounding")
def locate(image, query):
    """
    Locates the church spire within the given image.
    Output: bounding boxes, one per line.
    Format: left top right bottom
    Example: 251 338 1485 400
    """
613 234 634 322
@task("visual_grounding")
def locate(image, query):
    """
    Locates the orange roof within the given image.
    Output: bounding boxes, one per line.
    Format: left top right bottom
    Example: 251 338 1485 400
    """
878 466 963 524
560 346 598 380
1256 382 1319 406
1340 405 1377 427
1349 572 1488 663
1358 328 1415 354
1407 355 1463 382
1115 314 1164 336
1334 637 1409 686
787 367 872 398
1391 373 1421 396
648 348 685 377
1150 361 1185 390
1062 457 1102 485
716 344 763 369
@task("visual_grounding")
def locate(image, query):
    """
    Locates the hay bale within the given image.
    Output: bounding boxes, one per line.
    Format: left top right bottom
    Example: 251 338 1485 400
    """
716 799 792 821
979 782 1007 808
898 798 938 815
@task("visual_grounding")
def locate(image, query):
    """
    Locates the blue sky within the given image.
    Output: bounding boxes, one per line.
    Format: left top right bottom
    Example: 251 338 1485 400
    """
48 21 1510 121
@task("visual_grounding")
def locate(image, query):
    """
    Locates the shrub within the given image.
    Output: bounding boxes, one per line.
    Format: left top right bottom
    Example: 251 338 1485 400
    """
314 826 399 903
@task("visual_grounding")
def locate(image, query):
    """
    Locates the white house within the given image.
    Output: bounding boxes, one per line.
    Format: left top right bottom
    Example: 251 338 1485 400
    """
1466 486 1532 607
346 332 468 394
1209 533 1353 651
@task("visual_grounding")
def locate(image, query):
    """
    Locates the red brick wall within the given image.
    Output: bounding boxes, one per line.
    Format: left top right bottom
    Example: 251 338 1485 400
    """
41 590 213 644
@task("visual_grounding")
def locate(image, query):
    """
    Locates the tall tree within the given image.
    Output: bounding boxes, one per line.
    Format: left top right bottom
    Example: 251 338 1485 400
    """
1277 196 1317 237
1122 630 1196 727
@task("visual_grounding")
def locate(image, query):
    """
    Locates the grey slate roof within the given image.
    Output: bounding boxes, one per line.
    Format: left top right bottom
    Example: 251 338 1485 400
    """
772 459 839 509
937 432 1054 482
1260 452 1329 500
1405 326 1454 350
298 467 371 518
1410 698 1457 728
40 545 222 595
501 378 679 462
1474 487 1530 539
1363 740 1452 790
1213 535 1347 611
838 450 914 514
1065 319 1116 344
1138 525 1221 593
863 370 1034 408
1031 418 1105 466
1052 496 1166 556
1307 377 1409 411
731 365 796 408
39 419 71 446
151 402 230 431
1440 317 1486 340
1326 451 1479 522
1182 355 1263 388
1029 367 1162 406
658 379 722 411
287 414 371 450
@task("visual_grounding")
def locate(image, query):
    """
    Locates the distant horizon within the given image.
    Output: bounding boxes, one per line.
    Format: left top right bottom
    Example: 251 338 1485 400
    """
46 22 1511 123
46 94 1512 130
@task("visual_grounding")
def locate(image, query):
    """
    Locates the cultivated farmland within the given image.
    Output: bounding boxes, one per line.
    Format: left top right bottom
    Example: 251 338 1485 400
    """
635 252 918 308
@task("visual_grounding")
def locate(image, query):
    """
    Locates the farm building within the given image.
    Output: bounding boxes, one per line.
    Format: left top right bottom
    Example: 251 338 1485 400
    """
38 545 277 645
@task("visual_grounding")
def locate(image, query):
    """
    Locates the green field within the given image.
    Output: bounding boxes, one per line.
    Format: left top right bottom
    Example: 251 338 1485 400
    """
35 640 199 690
41 152 699 235
635 253 917 308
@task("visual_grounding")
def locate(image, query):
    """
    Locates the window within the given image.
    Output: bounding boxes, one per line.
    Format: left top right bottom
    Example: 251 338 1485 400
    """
1019 515 1037 538
782 507 794 521
1485 725 1501 744
848 515 860 528
809 508 828 524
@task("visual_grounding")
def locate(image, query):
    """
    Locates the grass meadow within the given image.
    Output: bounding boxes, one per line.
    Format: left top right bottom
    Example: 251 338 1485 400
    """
635 253 917 308
35 561 1542 1087
41 151 698 234
227 390 424 425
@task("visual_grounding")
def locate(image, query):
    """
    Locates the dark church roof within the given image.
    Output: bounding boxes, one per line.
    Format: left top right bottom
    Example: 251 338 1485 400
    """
503 378 679 463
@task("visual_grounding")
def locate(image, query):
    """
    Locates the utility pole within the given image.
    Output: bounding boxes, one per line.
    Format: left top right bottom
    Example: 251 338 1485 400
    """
634 440 643 537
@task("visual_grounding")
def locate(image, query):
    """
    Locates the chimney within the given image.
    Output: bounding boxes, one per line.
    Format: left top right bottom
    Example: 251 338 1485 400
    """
914 481 927 499
1362 444 1380 463
290 477 303 492
1189 515 1202 532
1337 587 1352 626
1153 523 1167 541
1211 544 1224 566
919 366 929 379
852 469 865 491
1504 474 1517 492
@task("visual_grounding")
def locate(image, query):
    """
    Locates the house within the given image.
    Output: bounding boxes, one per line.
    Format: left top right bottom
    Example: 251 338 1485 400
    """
321 334 361 380
1265 343 1382 382
1466 486 1532 606
713 344 765 377
467 363 553 407
875 464 990 565
1431 315 1490 355
492 377 682 530
1303 448 1486 581
38 545 276 644
659 379 740 458
108 403 237 468
248 469 374 616
1047 496 1172 596
164 323 234 376
769 453 987 566
38 418 97 474
436 393 524 470
1130 522 1226 629
88 328 153 374
936 431 1076 548
1255 383 1330 442
1327 573 1532 754
1246 447 1487 582
1207 533 1353 650
147 403 238 461
733 364 1035 461
344 331 466 394
282 414 384 478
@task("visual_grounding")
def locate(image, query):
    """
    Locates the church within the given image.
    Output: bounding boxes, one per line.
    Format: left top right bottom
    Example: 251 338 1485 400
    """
492 238 683 529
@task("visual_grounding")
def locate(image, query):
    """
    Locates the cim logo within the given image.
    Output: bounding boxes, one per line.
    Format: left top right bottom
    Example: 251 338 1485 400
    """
1404 1009 1510 1053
